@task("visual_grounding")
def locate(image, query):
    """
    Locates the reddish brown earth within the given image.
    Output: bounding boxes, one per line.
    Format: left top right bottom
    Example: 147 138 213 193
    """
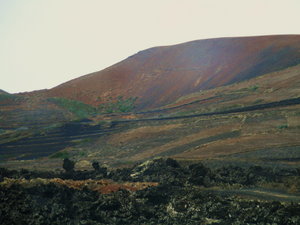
1 178 158 194
39 35 300 110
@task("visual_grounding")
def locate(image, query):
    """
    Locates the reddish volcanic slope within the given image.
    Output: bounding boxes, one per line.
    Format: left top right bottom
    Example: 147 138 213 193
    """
44 35 300 110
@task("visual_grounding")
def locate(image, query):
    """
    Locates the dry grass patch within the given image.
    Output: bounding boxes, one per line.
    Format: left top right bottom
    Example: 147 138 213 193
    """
287 116 300 127
179 133 300 159
165 64 300 110
108 124 182 146
129 124 241 161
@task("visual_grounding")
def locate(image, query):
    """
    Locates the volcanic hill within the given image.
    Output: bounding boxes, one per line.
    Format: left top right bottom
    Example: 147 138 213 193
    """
1 35 300 225
41 35 300 110
1 35 300 169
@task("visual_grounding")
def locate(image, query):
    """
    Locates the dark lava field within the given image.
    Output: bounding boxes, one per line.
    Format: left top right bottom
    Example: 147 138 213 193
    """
1 158 300 225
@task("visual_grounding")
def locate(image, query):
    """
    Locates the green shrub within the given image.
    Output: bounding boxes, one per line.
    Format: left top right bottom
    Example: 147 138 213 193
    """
277 124 288 129
249 85 259 91
49 97 96 118
63 158 75 172
0 93 20 101
78 151 86 157
117 96 138 112
253 99 264 104
97 96 138 113
49 151 70 159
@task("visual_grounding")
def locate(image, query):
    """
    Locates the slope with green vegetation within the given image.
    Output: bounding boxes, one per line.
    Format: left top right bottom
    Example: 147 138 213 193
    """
1 63 299 170
1 37 300 172
48 97 96 118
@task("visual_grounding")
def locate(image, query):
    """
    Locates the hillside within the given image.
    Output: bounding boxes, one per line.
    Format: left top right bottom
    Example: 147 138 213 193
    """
1 63 299 169
72 64 300 168
41 35 300 110
0 35 299 170
0 90 8 95
0 92 95 130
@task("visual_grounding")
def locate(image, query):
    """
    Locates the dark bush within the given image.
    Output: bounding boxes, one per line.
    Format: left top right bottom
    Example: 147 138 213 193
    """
92 161 100 171
63 158 75 173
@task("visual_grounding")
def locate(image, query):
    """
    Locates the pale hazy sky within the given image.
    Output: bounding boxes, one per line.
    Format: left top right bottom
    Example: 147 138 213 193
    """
1 0 300 93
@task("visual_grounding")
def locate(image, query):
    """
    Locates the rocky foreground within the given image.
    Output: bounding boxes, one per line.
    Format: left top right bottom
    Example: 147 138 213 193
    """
1 158 300 224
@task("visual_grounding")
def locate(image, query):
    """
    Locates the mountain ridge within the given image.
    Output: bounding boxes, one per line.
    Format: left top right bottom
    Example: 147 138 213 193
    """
38 35 300 110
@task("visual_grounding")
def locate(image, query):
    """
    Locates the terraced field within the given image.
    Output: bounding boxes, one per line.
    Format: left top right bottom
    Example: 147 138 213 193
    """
1 95 299 169
0 120 124 161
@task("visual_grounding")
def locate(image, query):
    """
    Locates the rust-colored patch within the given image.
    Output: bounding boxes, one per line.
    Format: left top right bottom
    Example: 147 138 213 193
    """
0 178 158 194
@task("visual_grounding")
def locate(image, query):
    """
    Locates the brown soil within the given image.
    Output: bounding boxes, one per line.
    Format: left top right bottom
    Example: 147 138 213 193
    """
34 35 300 110
1 177 158 194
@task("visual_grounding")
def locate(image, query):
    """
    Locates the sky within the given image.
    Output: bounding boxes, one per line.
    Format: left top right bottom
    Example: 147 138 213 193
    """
0 0 300 93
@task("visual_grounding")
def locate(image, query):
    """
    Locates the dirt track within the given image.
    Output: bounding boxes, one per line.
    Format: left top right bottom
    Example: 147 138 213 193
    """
115 97 300 124
207 187 300 203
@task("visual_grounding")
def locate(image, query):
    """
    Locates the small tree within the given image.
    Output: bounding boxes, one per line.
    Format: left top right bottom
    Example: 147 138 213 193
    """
92 161 100 171
63 158 74 173
92 161 107 175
